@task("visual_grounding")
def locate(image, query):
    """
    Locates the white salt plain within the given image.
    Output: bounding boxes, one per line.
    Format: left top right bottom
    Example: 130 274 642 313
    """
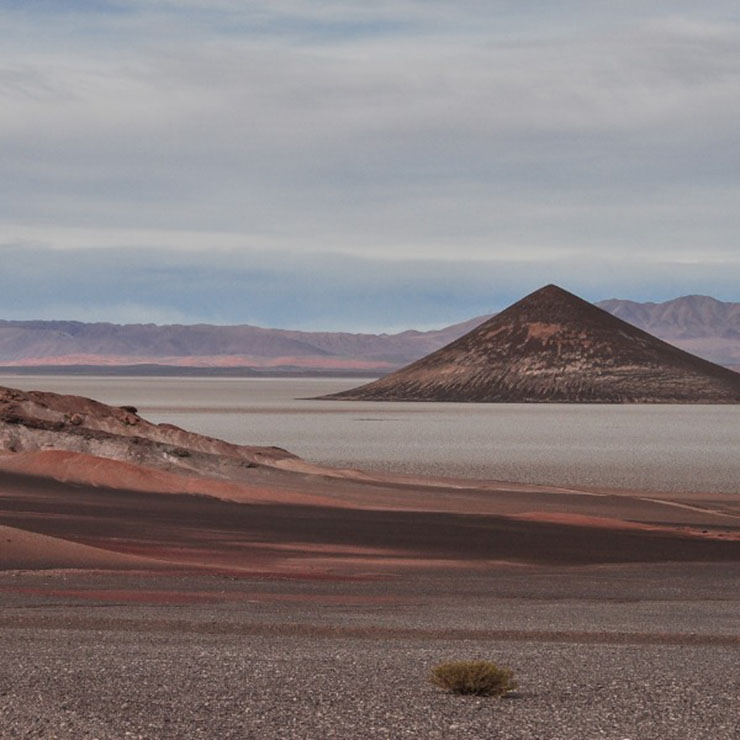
3 375 739 494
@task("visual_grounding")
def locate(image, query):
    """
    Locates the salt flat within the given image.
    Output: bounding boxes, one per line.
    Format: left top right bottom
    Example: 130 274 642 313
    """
1 375 739 493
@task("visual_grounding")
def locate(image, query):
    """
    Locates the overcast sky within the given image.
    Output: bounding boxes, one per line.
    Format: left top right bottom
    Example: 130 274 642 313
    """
2 1 739 329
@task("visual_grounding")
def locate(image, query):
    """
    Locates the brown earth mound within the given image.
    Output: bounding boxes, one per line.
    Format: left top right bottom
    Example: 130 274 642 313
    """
324 285 740 403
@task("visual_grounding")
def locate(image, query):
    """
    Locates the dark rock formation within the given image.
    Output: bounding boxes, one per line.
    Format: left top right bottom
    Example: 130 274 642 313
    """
323 285 740 403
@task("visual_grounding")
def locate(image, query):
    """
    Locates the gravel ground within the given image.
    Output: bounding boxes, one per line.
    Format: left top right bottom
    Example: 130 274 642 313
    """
1 565 739 739
1 630 738 739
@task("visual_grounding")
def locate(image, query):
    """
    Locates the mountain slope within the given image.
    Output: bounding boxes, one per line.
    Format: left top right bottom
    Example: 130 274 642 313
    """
323 285 740 403
596 295 740 366
0 317 486 370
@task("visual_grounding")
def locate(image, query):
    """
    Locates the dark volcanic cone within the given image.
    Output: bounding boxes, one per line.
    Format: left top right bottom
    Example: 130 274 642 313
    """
323 285 740 403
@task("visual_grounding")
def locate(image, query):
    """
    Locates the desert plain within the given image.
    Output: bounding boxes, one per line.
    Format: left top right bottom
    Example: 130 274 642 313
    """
0 380 739 739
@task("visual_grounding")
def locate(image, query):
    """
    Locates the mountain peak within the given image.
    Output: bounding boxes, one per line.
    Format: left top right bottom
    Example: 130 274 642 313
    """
519 284 578 303
487 284 610 329
324 287 740 403
531 283 570 295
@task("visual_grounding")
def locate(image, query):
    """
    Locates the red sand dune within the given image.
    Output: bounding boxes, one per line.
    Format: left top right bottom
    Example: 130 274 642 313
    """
0 523 172 571
0 450 344 508
1 464 739 575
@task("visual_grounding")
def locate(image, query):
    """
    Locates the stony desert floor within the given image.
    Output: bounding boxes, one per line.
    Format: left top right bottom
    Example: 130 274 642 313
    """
1 564 739 740
1 386 739 738
1 465 740 740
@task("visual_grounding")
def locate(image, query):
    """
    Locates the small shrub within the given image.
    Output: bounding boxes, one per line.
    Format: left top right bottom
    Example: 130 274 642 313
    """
430 660 517 697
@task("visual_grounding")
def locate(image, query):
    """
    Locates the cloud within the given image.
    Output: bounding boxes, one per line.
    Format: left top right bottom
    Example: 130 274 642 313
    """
1 2 739 324
1 244 737 330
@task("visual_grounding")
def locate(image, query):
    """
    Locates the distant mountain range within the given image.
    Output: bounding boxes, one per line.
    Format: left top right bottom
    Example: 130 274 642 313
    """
0 294 738 373
596 295 740 369
0 316 485 372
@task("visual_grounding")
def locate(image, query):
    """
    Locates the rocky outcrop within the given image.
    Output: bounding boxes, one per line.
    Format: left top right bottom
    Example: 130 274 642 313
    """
324 285 740 403
0 385 297 478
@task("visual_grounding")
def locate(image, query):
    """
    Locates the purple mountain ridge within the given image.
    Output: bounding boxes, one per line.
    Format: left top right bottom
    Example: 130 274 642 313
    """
0 293 738 372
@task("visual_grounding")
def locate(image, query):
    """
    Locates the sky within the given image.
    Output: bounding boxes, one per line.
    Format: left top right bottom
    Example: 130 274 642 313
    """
2 1 739 330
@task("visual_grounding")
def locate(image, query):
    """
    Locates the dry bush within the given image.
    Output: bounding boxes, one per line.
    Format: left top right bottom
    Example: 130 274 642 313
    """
430 660 517 697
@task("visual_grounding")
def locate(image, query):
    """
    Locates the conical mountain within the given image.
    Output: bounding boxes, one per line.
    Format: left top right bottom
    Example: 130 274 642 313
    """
323 285 740 403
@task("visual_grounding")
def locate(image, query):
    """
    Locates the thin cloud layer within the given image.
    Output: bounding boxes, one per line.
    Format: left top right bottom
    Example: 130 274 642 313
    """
2 2 738 326
1 244 737 330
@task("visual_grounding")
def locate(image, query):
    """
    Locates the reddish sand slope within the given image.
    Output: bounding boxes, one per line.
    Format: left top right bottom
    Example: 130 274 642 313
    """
0 524 173 571
0 450 343 508
1 467 738 575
